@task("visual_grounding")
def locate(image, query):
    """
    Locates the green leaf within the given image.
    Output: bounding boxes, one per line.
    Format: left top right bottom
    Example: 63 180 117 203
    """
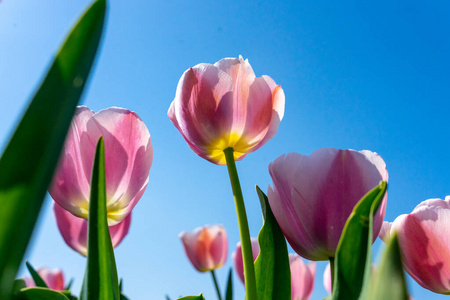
254 186 290 300
12 279 26 294
332 181 387 300
13 287 70 300
369 233 408 300
0 0 106 298
64 279 74 292
177 294 205 300
25 261 47 289
225 268 233 300
79 138 119 300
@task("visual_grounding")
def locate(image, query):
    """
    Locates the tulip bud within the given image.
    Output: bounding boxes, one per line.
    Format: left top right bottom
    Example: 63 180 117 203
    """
23 267 65 291
179 225 228 272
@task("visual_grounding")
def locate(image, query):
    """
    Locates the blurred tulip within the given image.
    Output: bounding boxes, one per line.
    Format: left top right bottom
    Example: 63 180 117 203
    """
323 263 332 294
180 225 228 272
49 106 153 225
290 254 316 300
268 148 388 261
23 267 65 291
168 56 285 165
232 237 260 284
379 196 450 294
54 203 131 256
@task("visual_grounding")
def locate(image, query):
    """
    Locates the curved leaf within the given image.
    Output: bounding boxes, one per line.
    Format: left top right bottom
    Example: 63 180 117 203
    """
332 181 387 300
369 233 408 300
177 294 205 300
13 287 70 300
254 186 290 300
0 0 106 298
80 138 119 300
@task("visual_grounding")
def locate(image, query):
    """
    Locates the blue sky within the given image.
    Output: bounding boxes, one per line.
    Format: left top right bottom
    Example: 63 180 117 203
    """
0 0 449 299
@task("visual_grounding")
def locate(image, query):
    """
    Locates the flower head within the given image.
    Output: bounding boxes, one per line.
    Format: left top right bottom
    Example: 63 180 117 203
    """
168 56 285 165
54 203 131 256
49 106 153 225
179 225 228 272
232 237 260 284
268 148 388 260
379 196 450 294
23 268 65 291
290 254 316 300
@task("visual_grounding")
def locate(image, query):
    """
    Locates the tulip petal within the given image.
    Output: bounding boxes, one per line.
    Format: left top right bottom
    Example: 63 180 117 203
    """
289 254 316 300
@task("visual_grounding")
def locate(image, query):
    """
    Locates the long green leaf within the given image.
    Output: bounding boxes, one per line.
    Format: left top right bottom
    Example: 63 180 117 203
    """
254 186 290 300
0 0 106 298
369 233 408 300
13 287 70 300
225 268 233 300
177 294 205 300
25 262 47 289
332 181 387 300
80 138 119 300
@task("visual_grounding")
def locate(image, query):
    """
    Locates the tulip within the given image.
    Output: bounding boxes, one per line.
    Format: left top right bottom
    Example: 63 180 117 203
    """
23 267 65 291
168 55 285 165
290 254 316 300
49 106 153 225
323 263 332 294
379 196 450 294
54 203 131 256
232 238 260 284
179 225 228 272
268 148 388 261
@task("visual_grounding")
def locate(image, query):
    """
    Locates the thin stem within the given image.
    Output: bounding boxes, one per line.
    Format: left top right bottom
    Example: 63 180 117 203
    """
223 147 257 300
211 270 223 300
329 256 335 293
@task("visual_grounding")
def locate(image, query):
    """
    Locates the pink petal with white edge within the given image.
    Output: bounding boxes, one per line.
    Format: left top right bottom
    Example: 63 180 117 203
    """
323 263 332 294
49 107 94 219
389 197 450 294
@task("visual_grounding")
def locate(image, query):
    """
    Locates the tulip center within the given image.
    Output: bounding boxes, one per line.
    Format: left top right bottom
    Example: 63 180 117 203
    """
207 133 248 164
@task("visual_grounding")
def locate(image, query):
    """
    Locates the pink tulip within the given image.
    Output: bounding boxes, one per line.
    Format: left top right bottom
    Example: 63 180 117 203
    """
168 56 285 165
54 203 131 256
290 254 316 300
268 148 388 261
232 237 260 284
49 106 153 225
180 225 228 272
23 267 65 291
379 196 450 294
323 263 332 294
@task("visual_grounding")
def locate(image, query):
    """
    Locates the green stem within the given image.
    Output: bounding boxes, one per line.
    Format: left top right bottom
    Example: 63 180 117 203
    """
223 147 257 300
211 270 223 300
329 256 335 293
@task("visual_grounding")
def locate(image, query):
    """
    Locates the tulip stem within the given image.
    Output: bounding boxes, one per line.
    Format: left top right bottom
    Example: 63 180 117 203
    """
224 147 257 300
211 270 223 300
329 257 335 292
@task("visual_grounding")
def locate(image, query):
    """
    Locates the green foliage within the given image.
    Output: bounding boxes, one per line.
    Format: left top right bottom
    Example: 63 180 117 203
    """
13 288 70 300
225 268 233 300
332 181 387 300
25 262 47 289
79 138 120 300
177 294 205 300
369 233 408 300
0 0 106 298
254 186 290 300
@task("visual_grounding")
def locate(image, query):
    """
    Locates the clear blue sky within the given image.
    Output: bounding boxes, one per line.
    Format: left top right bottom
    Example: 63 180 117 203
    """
0 1 449 299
